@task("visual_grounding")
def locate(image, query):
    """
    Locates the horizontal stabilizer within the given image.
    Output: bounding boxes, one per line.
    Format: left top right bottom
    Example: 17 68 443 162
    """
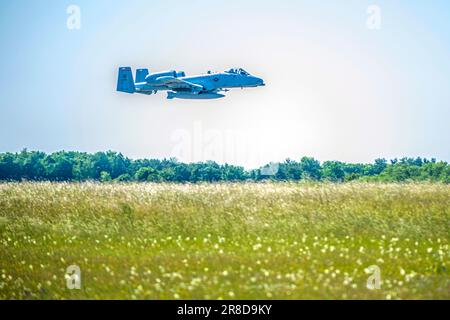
117 67 135 94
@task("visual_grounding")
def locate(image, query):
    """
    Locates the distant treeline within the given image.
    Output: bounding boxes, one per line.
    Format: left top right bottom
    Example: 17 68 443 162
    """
0 150 449 183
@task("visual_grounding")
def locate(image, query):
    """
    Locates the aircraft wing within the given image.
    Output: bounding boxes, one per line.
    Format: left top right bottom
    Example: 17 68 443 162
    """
156 76 203 91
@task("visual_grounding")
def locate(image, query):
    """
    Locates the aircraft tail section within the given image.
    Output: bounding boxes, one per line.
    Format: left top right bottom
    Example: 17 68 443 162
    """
136 69 149 83
117 67 135 93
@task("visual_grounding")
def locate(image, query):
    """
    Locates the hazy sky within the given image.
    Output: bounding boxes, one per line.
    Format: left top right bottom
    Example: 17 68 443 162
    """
1 0 449 168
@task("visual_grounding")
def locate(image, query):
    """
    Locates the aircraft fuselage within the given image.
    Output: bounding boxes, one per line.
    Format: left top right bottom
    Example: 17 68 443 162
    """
135 72 264 94
117 67 265 99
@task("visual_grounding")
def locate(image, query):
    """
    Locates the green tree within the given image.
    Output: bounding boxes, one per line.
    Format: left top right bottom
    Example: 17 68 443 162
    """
42 153 74 181
91 152 111 179
173 165 191 182
135 167 160 182
100 171 112 182
0 153 20 180
114 173 132 182
106 151 130 179
299 157 322 180
322 161 345 182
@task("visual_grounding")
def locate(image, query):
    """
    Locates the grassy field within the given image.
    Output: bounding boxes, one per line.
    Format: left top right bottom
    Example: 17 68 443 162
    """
0 182 449 300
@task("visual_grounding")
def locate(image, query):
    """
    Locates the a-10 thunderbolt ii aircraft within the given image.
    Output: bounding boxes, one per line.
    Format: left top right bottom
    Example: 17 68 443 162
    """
116 67 265 99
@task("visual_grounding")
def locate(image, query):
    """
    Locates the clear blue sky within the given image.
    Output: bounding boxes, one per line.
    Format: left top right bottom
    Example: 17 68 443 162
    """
1 0 449 168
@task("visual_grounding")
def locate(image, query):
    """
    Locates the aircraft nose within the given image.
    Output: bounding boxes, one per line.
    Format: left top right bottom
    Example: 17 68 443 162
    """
253 77 265 86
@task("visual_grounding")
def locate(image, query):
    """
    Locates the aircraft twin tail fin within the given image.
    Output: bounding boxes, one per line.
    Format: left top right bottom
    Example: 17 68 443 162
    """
117 67 136 93
135 69 149 83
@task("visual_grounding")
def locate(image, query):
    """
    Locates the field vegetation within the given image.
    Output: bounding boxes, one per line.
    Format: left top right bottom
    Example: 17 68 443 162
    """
0 182 449 299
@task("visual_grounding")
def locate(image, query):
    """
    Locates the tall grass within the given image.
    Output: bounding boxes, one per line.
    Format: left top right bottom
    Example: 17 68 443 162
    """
0 182 449 299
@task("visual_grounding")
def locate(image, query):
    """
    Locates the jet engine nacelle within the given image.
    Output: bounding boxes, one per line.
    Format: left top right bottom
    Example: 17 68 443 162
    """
145 70 186 85
145 71 177 84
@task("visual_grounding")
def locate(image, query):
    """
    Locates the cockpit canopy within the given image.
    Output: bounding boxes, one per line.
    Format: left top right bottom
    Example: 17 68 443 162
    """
226 68 250 76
